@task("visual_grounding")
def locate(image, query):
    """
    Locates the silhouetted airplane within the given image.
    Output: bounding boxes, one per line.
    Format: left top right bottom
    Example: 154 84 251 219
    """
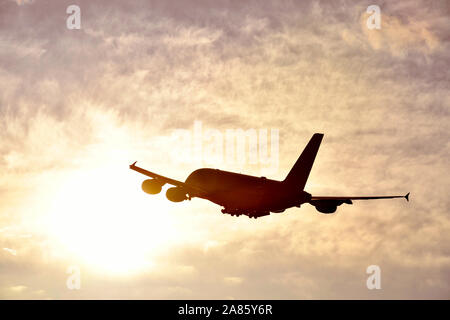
130 133 409 219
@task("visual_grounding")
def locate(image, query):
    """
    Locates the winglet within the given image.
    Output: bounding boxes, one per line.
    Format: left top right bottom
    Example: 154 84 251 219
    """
405 192 410 202
130 161 137 169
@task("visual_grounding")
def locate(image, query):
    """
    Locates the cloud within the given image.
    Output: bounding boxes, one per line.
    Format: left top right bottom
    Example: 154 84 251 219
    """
223 277 243 285
361 12 440 56
3 248 17 256
11 0 34 6
9 285 27 292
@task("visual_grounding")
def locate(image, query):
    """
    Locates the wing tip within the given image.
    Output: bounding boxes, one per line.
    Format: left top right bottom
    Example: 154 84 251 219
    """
405 192 410 202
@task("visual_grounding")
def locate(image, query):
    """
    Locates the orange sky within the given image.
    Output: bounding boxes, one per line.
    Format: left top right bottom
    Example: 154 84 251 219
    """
0 0 449 299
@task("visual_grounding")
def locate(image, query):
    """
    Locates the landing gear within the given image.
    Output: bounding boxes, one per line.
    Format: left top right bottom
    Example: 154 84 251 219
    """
221 208 244 217
222 208 269 219
251 211 270 218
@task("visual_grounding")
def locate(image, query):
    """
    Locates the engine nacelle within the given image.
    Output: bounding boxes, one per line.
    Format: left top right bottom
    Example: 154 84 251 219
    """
309 199 348 214
141 179 164 194
166 187 187 202
315 205 337 214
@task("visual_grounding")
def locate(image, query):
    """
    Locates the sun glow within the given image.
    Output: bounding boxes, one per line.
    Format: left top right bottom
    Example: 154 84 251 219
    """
47 164 179 275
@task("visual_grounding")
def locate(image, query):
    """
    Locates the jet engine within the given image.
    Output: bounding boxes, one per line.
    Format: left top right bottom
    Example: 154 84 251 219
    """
166 187 187 202
314 204 337 214
141 179 164 194
310 199 351 214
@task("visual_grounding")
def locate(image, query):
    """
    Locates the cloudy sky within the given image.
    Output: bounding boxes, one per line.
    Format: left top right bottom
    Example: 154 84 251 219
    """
0 0 449 299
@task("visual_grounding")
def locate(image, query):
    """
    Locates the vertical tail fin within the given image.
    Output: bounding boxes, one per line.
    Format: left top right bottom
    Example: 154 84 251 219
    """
283 133 324 190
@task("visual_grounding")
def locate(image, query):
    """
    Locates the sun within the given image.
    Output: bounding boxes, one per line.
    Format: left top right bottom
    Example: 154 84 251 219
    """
47 164 179 275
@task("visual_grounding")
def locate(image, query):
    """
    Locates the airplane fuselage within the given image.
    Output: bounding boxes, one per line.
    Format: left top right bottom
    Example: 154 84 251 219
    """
185 168 311 217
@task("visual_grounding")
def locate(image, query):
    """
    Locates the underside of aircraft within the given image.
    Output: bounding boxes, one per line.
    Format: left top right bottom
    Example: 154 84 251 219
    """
130 133 409 219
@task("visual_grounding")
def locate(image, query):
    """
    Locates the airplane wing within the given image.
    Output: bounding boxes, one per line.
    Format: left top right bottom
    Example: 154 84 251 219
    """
129 162 207 197
310 192 410 203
